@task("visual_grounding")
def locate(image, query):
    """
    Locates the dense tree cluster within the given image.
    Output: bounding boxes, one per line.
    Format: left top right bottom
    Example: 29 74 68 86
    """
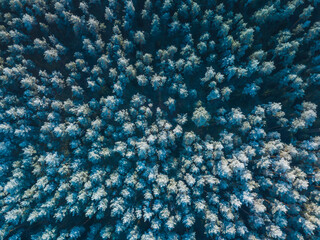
0 0 320 239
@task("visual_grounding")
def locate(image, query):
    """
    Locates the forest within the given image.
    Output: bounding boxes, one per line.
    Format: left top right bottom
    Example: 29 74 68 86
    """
0 0 320 239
